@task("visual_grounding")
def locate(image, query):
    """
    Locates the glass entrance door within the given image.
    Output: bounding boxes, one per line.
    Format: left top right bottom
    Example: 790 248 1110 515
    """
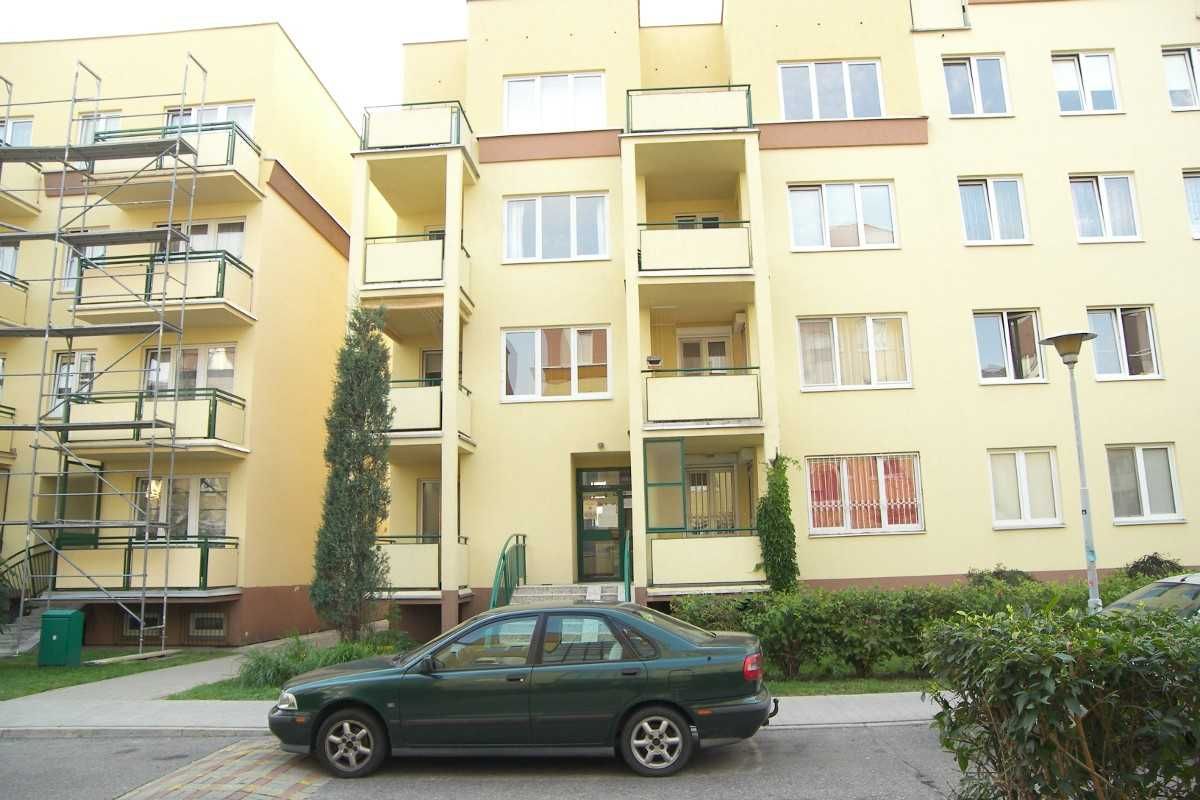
576 469 630 582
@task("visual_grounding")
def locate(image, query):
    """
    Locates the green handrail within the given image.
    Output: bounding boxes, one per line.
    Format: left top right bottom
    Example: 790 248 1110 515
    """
0 541 55 600
622 534 632 604
488 533 527 609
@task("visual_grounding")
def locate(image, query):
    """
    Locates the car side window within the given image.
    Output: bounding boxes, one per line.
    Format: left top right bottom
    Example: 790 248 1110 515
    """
620 625 659 660
541 614 626 665
431 616 537 671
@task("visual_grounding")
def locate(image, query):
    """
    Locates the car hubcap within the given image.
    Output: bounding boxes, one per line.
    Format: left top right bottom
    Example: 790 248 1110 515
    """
630 716 683 769
325 720 373 772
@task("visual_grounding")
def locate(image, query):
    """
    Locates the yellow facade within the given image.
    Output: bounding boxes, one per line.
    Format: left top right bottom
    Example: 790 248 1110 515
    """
0 24 353 645
360 0 1200 630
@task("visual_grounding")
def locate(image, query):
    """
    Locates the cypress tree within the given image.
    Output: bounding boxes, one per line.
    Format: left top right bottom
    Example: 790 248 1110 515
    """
310 306 391 641
756 455 799 592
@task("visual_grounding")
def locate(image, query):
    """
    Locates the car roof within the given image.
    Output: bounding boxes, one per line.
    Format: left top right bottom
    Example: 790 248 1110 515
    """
1154 573 1200 585
485 600 638 615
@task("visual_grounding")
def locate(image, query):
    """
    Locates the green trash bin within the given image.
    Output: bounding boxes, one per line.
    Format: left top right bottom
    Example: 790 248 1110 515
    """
38 609 84 667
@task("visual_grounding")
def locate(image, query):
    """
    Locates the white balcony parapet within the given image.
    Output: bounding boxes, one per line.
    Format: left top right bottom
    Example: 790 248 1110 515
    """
627 85 752 133
0 276 29 325
364 236 444 284
361 101 477 165
379 535 441 591
644 368 762 424
649 530 765 587
639 223 752 271
53 536 239 591
60 389 246 445
0 160 42 215
389 380 474 439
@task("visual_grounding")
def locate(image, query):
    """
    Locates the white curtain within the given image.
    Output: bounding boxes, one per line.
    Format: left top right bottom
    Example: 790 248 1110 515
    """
993 180 1025 240
1143 448 1177 515
960 183 992 240
1103 177 1137 236
1024 451 1057 520
872 318 907 383
1184 176 1200 234
798 319 834 386
505 199 536 259
837 317 871 386
990 453 1022 521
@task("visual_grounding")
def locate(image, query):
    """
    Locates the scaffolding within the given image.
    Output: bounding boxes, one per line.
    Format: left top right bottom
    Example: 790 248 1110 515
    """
0 55 208 655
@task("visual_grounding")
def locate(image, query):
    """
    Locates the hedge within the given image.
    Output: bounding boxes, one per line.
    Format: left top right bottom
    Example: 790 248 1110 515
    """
670 573 1150 679
924 609 1200 799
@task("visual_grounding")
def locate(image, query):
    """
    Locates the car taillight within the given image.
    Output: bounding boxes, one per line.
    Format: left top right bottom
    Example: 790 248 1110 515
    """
743 652 762 682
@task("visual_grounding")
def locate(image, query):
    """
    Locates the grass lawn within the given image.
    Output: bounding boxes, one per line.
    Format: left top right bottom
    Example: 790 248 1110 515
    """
0 646 232 701
768 675 928 696
167 677 277 701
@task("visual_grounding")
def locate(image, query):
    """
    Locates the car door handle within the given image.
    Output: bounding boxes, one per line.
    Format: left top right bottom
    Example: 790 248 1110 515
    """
506 674 526 683
621 668 641 677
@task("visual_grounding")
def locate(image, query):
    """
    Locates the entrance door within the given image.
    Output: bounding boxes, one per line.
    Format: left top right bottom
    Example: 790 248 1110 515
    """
576 469 630 583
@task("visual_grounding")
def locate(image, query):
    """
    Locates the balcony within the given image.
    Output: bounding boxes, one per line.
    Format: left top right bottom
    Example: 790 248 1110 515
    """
639 222 751 273
648 530 765 589
362 236 472 297
378 535 469 594
0 276 28 326
0 159 41 217
75 250 254 326
361 101 477 165
0 404 15 462
51 536 239 595
644 368 762 426
90 122 262 204
60 389 247 457
627 85 752 134
388 381 474 450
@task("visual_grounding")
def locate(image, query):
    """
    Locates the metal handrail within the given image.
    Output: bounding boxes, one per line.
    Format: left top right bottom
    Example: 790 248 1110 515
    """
95 120 262 156
61 387 246 407
638 220 750 229
622 534 633 604
57 534 240 549
626 84 753 133
642 365 759 375
488 533 527 609
649 527 759 538
76 249 252 306
377 533 441 544
0 274 30 290
81 249 254 277
0 541 55 601
361 100 474 150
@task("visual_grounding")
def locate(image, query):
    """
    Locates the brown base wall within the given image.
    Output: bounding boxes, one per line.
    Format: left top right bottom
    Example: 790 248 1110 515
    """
228 585 323 645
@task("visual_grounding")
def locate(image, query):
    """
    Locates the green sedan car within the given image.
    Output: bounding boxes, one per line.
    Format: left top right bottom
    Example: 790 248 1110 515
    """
269 602 777 778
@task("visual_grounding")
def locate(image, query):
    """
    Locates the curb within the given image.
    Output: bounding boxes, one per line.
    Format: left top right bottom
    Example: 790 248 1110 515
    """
763 719 933 731
0 726 269 739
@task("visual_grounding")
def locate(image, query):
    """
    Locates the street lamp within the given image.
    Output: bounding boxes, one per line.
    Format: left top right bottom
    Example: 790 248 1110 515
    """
1040 330 1102 614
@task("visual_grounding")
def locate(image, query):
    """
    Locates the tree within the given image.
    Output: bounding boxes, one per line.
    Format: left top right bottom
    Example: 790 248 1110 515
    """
756 455 799 592
310 306 391 641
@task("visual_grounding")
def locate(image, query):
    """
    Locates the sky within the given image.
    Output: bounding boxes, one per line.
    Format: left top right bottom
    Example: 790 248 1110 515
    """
2 0 723 129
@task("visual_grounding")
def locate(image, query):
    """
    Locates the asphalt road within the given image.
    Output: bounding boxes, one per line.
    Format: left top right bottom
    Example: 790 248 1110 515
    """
0 725 959 800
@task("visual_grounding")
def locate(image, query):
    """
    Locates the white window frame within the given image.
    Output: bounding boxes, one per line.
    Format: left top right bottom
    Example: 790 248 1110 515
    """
1107 444 1185 525
77 111 120 145
673 213 721 229
1052 52 1121 115
500 325 612 403
0 118 32 146
1162 47 1200 111
972 309 1045 385
796 314 912 391
0 244 18 283
417 478 441 540
166 102 255 134
157 218 246 257
777 60 887 121
958 176 1030 245
143 343 238 392
61 227 108 295
1184 172 1200 239
1070 174 1141 242
987 448 1063 530
49 350 96 417
787 182 900 252
503 72 605 134
942 54 1011 117
502 193 609 263
1087 306 1162 381
136 474 230 540
805 453 925 537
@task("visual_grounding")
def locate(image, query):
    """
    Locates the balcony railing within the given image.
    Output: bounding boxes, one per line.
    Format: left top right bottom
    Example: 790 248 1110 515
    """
77 250 253 313
52 535 239 591
0 159 42 215
361 101 476 159
389 380 472 438
0 403 14 454
647 528 765 587
626 85 752 133
92 122 261 180
377 533 469 592
0 275 29 325
60 388 246 446
638 221 752 271
643 367 762 424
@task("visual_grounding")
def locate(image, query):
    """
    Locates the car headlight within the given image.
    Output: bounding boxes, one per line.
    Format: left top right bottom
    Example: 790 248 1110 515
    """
276 691 298 711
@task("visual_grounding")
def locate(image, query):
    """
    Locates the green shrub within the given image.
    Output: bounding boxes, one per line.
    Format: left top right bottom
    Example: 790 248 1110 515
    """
1124 551 1185 580
967 564 1036 587
237 635 402 689
742 591 832 679
923 608 1200 799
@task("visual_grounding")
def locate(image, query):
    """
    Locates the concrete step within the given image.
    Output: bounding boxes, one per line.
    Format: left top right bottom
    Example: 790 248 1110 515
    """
0 605 47 655
510 583 624 604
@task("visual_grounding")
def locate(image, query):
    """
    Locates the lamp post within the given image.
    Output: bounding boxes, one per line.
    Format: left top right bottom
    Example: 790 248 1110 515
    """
1040 330 1102 614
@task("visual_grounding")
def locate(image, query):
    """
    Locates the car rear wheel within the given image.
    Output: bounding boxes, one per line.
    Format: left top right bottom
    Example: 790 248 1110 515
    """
619 705 694 777
316 709 387 778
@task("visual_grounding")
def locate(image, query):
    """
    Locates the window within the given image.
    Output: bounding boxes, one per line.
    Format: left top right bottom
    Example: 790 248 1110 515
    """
50 351 96 416
679 333 730 372
504 73 603 133
797 314 910 390
988 449 1061 528
62 229 107 294
1107 445 1182 523
136 475 228 540
779 61 884 120
943 56 1009 116
686 465 737 531
674 214 720 229
0 245 17 282
1185 173 1200 238
0 118 32 146
807 454 923 535
144 345 236 393
503 326 609 401
1053 53 1118 113
123 608 163 638
788 182 897 250
1087 307 1159 379
1070 175 1138 240
167 103 254 134
620 626 658 659
541 615 626 664
188 611 227 639
1163 47 1200 110
973 310 1042 383
432 616 537 671
959 177 1027 243
418 479 440 543
421 350 443 386
78 112 119 145
158 219 245 258
504 194 607 261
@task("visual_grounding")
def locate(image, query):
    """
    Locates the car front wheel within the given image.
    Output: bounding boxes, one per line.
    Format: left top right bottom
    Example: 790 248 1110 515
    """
619 705 694 777
315 709 387 778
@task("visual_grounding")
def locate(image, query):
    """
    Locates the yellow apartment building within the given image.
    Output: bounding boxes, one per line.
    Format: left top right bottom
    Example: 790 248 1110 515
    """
354 0 1200 637
0 24 354 646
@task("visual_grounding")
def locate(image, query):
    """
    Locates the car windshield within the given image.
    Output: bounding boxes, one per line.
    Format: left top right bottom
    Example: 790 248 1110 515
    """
628 605 717 644
1108 581 1200 618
